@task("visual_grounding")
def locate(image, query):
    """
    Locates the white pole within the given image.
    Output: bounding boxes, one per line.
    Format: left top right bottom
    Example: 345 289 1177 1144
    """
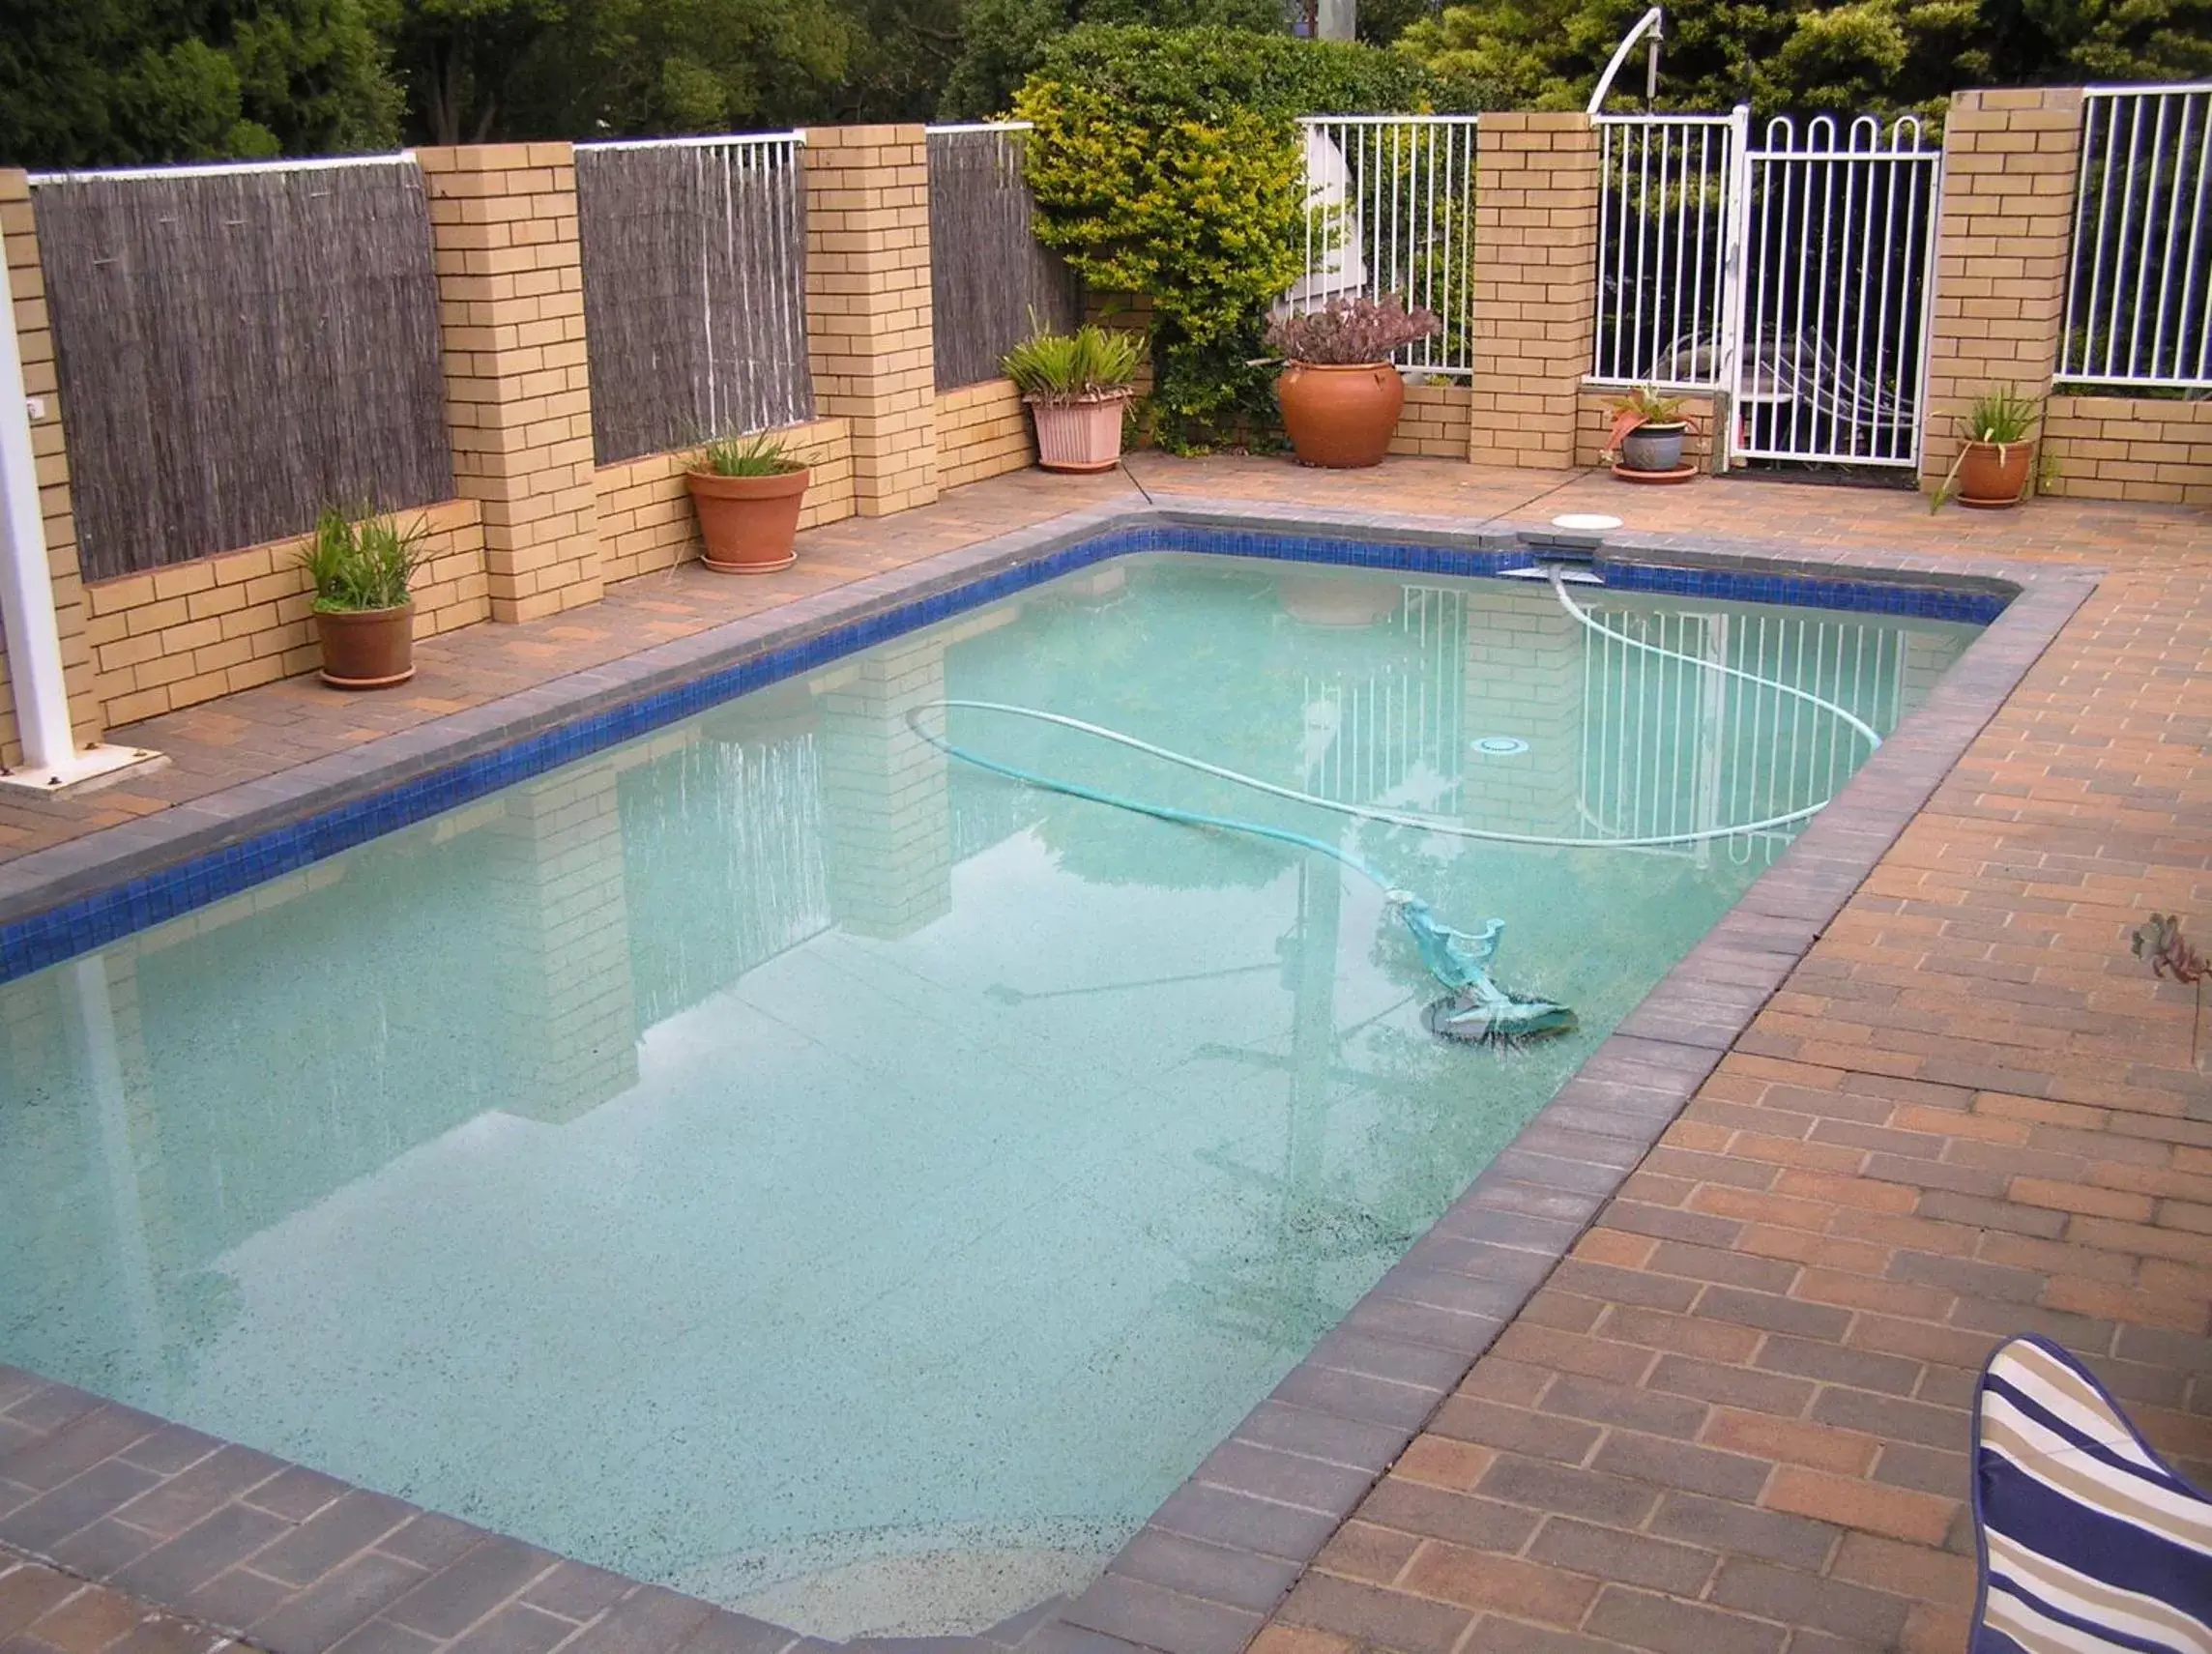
0 248 77 770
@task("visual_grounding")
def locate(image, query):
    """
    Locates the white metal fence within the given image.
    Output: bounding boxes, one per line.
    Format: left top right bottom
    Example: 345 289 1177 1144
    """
1592 114 1737 386
2062 84 2212 388
1290 116 1481 376
1733 116 1940 467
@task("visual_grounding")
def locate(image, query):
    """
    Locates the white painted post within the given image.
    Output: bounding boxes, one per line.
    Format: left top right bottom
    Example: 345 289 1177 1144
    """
1316 0 1356 39
0 242 154 791
0 247 77 770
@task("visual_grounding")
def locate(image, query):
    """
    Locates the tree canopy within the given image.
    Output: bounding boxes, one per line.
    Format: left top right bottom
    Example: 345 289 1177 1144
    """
0 0 400 166
2 0 2207 167
1395 0 2211 120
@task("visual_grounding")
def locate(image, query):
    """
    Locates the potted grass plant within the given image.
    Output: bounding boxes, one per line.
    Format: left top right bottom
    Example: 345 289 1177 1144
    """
1003 323 1144 473
1606 386 1699 479
1265 296 1441 469
301 508 427 689
686 432 810 573
1931 387 2036 511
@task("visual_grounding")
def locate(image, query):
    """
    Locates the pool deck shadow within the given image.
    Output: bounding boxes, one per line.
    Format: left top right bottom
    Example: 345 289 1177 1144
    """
3 455 2209 1654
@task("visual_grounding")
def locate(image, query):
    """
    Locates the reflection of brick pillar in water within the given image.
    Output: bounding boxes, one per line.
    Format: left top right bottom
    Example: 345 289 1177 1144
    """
1900 627 1965 715
1461 584 1586 836
819 636 951 940
485 755 639 1123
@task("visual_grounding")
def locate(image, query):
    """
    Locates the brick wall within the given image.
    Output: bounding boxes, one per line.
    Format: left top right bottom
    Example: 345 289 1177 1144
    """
1920 88 2083 485
804 126 939 517
84 500 485 726
483 757 639 1123
1469 113 1601 469
0 170 103 764
1083 293 1157 397
418 143 602 621
593 419 858 586
937 380 1034 487
2043 393 2212 505
1575 390 1720 470
1389 382 1473 459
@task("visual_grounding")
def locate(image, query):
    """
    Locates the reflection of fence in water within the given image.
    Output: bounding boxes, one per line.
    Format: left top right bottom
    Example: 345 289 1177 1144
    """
1298 585 1467 812
621 732 832 1026
1578 606 1929 865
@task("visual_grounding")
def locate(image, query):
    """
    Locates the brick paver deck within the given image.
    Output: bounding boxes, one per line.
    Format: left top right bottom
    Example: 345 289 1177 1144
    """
6 456 2210 1654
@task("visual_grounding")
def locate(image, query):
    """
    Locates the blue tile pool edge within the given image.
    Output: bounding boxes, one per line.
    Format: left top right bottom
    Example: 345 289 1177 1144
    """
0 508 2103 1654
0 506 2030 986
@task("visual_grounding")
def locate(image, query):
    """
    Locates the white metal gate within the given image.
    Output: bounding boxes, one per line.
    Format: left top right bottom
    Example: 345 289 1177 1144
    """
1591 109 1942 468
1733 116 1940 466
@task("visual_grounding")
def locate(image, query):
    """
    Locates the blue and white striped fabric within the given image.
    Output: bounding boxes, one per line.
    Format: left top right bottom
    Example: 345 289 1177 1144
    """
1972 1333 2212 1652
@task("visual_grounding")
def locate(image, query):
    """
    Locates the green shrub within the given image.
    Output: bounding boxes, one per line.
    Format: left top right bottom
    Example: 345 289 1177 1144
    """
1015 24 1485 452
300 508 427 614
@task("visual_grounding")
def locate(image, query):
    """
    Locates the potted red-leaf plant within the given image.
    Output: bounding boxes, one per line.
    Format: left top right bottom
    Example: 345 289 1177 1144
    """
1266 296 1441 469
686 432 811 573
1606 386 1700 480
301 507 427 689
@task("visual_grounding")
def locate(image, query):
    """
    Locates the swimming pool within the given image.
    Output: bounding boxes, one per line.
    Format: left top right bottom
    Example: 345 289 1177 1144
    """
0 536 1992 1639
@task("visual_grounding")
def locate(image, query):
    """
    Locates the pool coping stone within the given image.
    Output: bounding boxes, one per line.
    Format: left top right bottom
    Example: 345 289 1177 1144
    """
0 496 2099 1654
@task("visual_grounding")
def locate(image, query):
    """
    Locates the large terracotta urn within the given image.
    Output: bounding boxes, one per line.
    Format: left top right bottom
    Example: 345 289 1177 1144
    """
1277 362 1405 469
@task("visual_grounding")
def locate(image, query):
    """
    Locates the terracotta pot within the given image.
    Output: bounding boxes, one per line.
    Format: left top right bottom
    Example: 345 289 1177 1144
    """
1619 421 1689 472
1277 362 1405 469
1030 394 1128 473
686 467 810 573
1954 439 2032 508
315 603 414 689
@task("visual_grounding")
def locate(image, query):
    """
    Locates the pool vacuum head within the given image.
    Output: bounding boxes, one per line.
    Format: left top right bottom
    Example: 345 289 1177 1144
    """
1425 989 1580 1045
1388 892 1577 1047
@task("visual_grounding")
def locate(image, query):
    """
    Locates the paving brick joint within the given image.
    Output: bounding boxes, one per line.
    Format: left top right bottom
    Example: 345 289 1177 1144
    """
4 454 2209 1654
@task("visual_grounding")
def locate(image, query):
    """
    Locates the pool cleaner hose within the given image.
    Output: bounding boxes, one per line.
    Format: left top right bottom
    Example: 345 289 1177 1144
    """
906 569 1880 1045
899 713 1578 1045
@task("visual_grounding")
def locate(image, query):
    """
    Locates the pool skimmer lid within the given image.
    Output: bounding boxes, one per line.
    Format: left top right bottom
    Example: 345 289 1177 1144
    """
1472 736 1530 757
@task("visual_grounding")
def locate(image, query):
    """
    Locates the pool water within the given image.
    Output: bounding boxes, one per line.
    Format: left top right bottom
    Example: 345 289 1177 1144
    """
0 554 1975 1637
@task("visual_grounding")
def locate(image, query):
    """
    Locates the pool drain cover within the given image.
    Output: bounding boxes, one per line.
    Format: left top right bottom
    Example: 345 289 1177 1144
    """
1472 736 1529 757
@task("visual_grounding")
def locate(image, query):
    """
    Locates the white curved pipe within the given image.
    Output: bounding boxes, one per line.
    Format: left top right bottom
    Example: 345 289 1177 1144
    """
1548 568 1883 750
1588 7 1665 115
927 566 1882 853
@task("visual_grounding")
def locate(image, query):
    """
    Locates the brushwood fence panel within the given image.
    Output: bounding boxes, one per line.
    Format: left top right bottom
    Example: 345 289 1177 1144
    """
33 159 451 583
927 125 1080 392
575 136 813 465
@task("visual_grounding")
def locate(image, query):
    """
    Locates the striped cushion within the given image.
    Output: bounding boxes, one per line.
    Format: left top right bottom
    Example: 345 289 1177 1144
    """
1971 1333 2212 1652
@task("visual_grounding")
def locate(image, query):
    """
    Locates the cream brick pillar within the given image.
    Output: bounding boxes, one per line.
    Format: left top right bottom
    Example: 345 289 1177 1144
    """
417 144 601 623
802 126 939 517
1919 88 2084 487
1468 113 1602 470
0 171 103 760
